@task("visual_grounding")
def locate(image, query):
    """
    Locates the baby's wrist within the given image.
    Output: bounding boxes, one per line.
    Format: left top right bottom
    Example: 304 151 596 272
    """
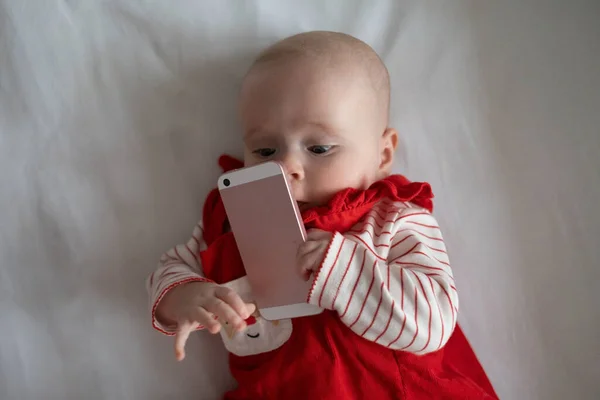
155 294 179 327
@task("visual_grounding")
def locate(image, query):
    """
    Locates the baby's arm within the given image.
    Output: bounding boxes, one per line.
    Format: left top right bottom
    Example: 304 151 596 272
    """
147 221 255 360
305 201 458 355
147 222 210 334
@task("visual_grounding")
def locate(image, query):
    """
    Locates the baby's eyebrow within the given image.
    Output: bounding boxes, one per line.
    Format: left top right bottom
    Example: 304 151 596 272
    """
306 121 336 135
306 126 347 143
243 130 276 146
243 123 343 144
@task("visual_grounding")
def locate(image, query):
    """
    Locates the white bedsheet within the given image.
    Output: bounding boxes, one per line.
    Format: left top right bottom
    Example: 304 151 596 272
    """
1 1 598 399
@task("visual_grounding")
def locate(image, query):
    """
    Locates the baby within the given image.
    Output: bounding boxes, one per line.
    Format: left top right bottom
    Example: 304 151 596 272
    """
147 31 495 399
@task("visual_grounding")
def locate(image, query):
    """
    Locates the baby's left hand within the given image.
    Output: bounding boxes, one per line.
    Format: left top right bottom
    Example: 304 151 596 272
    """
297 229 333 281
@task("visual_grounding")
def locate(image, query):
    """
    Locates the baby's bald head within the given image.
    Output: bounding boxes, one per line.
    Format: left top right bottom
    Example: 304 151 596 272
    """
244 31 391 128
239 32 398 201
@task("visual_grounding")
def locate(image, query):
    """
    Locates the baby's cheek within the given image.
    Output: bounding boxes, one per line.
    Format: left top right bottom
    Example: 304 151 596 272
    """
317 162 368 194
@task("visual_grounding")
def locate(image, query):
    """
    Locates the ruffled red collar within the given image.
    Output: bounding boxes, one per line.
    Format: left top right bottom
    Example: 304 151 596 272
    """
301 175 433 222
204 155 433 243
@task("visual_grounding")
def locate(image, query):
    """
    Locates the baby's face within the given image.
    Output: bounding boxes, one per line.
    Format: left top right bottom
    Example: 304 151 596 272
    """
239 59 387 209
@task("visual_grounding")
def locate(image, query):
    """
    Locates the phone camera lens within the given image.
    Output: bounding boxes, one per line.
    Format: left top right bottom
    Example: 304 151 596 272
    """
223 179 230 187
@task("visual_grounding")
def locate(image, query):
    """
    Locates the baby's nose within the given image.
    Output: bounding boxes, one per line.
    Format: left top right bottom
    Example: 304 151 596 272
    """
244 316 257 326
281 158 305 182
288 170 304 182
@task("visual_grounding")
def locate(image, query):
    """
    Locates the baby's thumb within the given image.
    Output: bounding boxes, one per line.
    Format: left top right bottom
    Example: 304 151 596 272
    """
245 302 257 317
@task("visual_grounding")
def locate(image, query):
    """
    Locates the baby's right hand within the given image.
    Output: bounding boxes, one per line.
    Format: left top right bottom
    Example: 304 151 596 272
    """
156 281 256 361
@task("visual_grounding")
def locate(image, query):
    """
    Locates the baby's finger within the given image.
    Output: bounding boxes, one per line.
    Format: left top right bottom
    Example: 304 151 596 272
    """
214 286 252 320
299 258 316 281
174 321 197 361
306 229 331 241
297 240 320 259
300 248 324 281
244 302 257 317
205 298 246 332
191 307 221 334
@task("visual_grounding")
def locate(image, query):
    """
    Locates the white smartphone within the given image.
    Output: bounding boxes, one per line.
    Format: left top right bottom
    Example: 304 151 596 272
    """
218 162 323 320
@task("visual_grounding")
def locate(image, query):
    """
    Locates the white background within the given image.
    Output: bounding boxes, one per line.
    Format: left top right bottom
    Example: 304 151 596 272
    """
1 1 598 399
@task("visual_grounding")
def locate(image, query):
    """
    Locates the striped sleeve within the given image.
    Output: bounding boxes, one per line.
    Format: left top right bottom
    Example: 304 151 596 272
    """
146 221 211 335
307 200 458 354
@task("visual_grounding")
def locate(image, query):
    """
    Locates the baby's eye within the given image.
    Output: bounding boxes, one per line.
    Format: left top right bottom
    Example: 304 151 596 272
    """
308 145 333 155
253 148 276 158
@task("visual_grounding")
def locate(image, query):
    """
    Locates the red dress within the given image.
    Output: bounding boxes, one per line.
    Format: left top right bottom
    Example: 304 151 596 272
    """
199 155 497 399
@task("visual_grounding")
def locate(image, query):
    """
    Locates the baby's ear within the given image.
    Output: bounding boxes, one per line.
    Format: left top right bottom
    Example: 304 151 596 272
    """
378 127 398 175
